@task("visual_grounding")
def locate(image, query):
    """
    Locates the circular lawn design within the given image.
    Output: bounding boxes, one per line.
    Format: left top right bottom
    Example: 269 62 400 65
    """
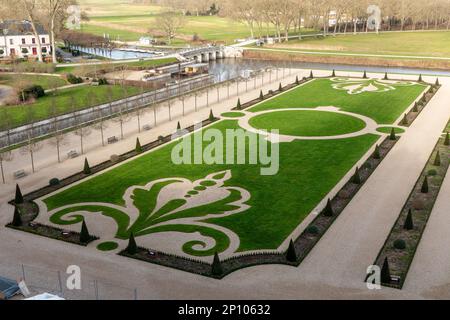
248 110 366 137
97 241 119 251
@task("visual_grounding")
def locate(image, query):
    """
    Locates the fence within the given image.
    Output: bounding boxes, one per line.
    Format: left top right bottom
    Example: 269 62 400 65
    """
0 74 215 149
2 263 139 300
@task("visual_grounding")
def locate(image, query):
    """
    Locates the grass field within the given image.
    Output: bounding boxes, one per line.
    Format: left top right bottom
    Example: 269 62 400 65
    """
78 0 269 44
0 74 67 90
37 76 425 258
262 31 450 59
2 84 141 128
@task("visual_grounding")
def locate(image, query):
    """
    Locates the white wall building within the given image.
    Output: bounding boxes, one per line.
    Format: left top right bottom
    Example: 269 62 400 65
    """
0 20 51 59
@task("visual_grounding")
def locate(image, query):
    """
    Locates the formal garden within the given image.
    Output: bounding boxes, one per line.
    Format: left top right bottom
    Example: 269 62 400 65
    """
8 72 437 278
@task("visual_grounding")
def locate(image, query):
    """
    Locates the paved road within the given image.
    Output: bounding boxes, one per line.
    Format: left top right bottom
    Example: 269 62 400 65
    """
1 70 450 299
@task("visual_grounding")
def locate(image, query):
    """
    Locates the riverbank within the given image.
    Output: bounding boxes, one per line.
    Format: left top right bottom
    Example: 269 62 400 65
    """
243 49 450 71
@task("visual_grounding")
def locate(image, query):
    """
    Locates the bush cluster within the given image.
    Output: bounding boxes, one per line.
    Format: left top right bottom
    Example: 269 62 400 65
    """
66 73 83 84
19 85 45 102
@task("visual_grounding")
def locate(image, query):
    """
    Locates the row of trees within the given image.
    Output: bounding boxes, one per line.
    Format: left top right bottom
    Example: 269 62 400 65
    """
2 0 76 63
159 0 450 41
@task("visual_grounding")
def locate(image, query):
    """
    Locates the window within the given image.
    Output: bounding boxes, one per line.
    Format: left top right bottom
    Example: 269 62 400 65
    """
32 38 36 44
22 38 26 44
9 39 13 45
41 37 45 44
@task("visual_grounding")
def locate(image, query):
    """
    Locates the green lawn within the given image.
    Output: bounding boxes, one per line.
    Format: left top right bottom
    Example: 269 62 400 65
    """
265 31 450 58
39 76 425 257
2 85 141 128
251 79 426 124
0 74 67 90
55 57 179 75
249 110 366 136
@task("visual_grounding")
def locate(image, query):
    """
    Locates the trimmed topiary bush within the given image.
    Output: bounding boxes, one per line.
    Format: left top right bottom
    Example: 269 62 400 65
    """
306 225 319 235
79 219 91 243
351 167 361 184
209 109 215 121
363 71 367 79
309 70 314 78
66 73 83 84
393 239 406 250
126 232 138 255
12 207 22 227
434 151 441 166
404 209 414 230
383 72 388 80
19 85 45 102
83 158 91 175
295 76 299 85
389 127 397 141
278 83 283 92
49 178 60 186
322 199 334 217
381 257 391 283
436 78 440 86
400 114 408 126
418 74 423 82
211 252 223 276
412 102 419 112
135 138 142 153
428 169 437 176
15 184 24 204
259 90 264 100
372 144 381 160
236 98 241 109
445 132 450 146
286 239 298 262
331 69 335 77
421 176 429 193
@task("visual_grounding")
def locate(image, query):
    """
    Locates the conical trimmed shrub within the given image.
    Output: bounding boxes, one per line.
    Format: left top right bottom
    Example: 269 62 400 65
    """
436 78 440 86
286 239 298 262
351 167 362 184
418 74 423 82
400 114 408 126
211 252 223 276
12 207 22 227
278 83 283 91
79 219 91 243
404 209 414 230
363 71 367 79
383 72 388 80
389 128 397 141
209 109 215 121
381 257 391 283
434 151 441 166
15 184 24 204
445 132 450 146
412 102 418 112
126 232 138 255
236 98 241 109
259 90 264 100
295 76 299 85
177 121 181 131
421 176 429 193
372 144 381 160
331 69 336 77
322 199 334 217
309 70 314 78
83 158 91 175
135 138 142 153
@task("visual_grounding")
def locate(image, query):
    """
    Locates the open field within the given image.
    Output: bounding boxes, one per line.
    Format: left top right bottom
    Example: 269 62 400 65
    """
0 74 67 90
260 31 450 59
55 57 179 75
78 0 271 44
31 76 425 260
1 84 141 128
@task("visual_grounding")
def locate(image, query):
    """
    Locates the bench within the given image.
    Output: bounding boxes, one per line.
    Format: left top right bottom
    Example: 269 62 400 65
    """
142 124 152 131
107 136 119 144
13 170 26 180
67 150 79 159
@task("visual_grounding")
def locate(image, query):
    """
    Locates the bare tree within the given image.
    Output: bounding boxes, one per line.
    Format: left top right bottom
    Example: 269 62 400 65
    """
0 150 13 184
153 11 186 45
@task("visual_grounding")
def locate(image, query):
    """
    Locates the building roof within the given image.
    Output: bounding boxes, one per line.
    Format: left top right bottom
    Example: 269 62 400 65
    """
0 20 48 36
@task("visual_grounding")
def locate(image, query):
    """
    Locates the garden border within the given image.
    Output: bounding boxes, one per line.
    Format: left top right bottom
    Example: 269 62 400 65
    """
7 72 439 279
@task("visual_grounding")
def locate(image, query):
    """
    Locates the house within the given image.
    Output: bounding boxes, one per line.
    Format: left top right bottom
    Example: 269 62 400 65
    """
0 20 51 59
139 36 154 46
